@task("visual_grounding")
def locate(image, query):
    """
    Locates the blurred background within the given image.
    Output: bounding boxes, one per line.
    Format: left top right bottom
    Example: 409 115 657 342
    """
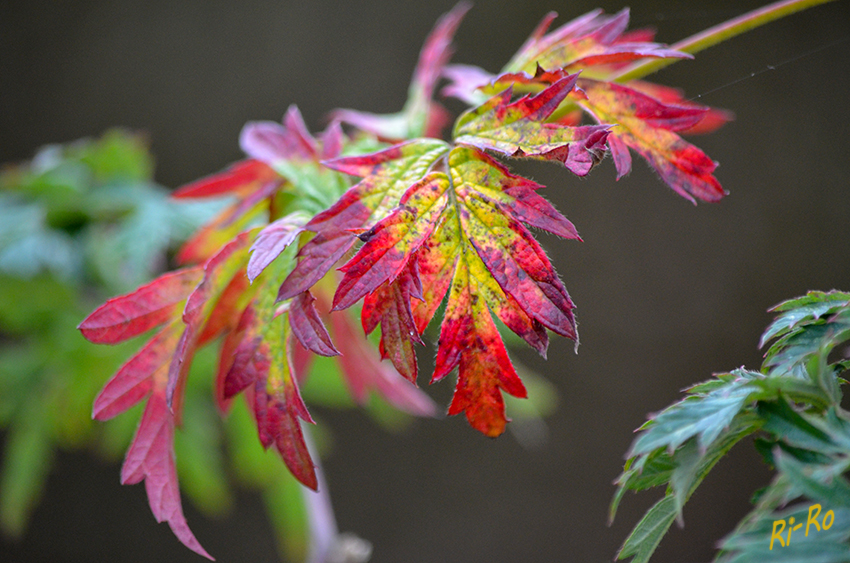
2 0 849 561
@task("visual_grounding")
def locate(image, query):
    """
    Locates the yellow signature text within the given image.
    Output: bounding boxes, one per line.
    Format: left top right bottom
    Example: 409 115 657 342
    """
770 504 834 550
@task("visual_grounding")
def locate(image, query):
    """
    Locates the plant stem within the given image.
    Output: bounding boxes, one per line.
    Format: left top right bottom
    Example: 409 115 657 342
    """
612 0 839 83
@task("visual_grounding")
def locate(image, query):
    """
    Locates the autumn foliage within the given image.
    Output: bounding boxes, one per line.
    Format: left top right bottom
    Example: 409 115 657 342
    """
79 3 733 558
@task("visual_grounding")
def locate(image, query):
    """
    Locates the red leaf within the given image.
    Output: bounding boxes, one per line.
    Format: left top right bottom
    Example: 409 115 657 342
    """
327 146 578 434
505 8 689 75
329 146 576 432
251 368 317 489
453 76 610 176
577 78 726 202
78 266 203 344
361 259 424 382
171 159 277 199
121 392 213 560
288 291 339 357
93 321 184 420
278 139 449 301
333 172 451 311
215 306 255 413
220 306 275 408
433 254 527 437
411 1 471 112
196 271 253 346
626 80 734 135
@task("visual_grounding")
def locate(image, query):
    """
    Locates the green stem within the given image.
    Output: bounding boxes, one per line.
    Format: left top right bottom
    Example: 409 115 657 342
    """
611 0 838 83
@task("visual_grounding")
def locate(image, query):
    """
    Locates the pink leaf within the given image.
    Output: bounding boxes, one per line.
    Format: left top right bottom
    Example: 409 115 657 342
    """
121 393 213 560
247 214 306 283
93 322 183 420
288 291 339 357
78 266 203 344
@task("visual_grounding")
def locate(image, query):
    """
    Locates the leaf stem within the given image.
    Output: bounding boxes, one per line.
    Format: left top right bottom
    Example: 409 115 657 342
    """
611 0 839 83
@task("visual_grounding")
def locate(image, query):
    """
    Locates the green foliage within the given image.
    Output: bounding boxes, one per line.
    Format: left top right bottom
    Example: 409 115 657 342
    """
613 291 850 562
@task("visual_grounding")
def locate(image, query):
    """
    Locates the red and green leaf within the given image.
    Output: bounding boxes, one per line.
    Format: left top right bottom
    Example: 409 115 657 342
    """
331 146 577 434
167 231 256 417
442 8 730 203
278 138 449 301
503 8 689 76
448 148 577 340
576 78 726 202
221 252 318 489
434 250 527 437
453 75 610 176
76 3 798 557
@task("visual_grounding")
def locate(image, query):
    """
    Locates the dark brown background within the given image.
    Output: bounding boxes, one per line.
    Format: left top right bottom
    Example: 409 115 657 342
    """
2 0 849 561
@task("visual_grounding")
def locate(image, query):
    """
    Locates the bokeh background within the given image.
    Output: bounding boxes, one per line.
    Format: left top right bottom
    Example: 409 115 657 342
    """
2 0 849 561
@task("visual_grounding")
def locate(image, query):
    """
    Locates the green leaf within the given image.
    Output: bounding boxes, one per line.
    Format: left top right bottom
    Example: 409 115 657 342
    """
0 396 54 537
75 128 154 183
718 504 850 563
615 414 760 560
760 291 850 348
629 374 757 456
669 438 701 525
757 399 839 455
617 495 677 562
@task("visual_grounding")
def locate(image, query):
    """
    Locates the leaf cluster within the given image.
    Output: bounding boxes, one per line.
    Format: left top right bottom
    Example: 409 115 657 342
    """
72 1 829 559
613 291 850 562
0 132 347 563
